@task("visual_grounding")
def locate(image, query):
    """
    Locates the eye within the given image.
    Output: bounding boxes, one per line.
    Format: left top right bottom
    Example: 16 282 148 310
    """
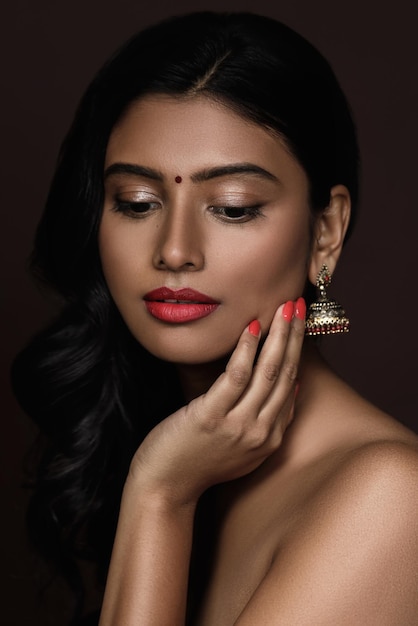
209 205 263 223
112 200 160 218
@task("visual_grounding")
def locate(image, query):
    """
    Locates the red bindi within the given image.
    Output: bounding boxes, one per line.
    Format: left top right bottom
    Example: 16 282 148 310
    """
175 176 182 183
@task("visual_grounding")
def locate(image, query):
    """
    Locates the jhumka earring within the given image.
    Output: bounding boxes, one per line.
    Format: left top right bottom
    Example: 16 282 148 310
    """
305 264 350 336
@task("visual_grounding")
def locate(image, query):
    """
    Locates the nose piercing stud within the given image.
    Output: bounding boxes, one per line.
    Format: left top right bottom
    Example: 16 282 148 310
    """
175 176 182 183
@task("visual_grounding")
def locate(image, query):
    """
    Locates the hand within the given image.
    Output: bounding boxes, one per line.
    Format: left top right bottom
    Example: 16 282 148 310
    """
128 298 306 506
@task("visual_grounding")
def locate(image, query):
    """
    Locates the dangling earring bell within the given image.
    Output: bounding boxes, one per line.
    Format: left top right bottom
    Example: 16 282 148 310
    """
305 264 350 335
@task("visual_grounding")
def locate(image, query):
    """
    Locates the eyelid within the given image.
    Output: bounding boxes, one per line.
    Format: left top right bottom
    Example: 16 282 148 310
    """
111 188 160 201
111 199 161 218
209 204 264 223
108 185 162 205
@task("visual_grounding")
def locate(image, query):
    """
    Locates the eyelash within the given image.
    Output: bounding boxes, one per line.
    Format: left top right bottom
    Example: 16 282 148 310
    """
112 201 160 217
209 205 264 223
111 200 264 223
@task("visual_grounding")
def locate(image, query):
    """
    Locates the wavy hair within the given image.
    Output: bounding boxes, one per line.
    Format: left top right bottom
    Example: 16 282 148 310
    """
12 11 359 623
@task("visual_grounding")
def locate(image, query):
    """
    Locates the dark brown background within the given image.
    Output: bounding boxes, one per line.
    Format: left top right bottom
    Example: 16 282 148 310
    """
1 0 417 623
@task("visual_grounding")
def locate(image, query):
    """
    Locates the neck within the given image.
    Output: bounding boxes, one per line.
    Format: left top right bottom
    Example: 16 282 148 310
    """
176 358 228 402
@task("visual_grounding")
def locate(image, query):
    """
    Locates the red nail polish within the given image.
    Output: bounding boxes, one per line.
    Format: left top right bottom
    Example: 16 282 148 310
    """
248 320 261 336
282 301 294 322
295 297 306 320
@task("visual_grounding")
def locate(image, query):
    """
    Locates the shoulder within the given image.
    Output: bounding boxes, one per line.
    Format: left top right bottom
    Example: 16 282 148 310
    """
291 440 418 610
234 440 418 624
338 438 418 490
305 438 418 536
308 365 418 511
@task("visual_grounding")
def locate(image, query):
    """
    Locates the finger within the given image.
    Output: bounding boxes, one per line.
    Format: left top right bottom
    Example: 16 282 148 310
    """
200 320 262 417
236 300 296 414
243 300 304 452
265 296 305 397
264 382 298 451
257 297 305 423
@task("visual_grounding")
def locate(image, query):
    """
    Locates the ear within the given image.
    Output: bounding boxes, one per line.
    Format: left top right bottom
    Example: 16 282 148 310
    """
308 184 351 284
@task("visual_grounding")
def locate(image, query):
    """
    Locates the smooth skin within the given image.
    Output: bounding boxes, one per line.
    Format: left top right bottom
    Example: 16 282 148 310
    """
98 95 418 625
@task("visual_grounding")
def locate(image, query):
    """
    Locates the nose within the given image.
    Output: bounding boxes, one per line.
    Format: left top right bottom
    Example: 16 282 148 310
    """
152 205 205 272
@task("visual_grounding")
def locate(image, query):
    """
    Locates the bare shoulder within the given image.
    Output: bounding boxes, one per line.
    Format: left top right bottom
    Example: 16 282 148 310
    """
307 386 418 529
318 437 418 526
303 361 418 504
233 439 418 625
339 436 418 484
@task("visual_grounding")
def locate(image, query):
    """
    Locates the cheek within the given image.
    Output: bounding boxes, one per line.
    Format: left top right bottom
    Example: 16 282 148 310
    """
223 220 311 297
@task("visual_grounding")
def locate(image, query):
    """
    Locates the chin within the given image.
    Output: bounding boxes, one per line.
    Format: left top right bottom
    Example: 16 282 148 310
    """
133 332 238 366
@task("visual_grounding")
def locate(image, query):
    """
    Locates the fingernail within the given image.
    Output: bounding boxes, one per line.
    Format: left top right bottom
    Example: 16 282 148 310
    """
295 297 306 320
248 320 261 336
282 301 294 322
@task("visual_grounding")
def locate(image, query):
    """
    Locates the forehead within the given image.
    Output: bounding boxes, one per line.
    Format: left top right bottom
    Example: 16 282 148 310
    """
105 95 306 185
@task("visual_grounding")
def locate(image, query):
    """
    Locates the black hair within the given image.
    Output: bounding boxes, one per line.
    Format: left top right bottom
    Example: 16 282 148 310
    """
12 11 359 623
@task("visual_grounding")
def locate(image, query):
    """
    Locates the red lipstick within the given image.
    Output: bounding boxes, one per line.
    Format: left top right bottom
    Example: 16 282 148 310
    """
144 287 219 323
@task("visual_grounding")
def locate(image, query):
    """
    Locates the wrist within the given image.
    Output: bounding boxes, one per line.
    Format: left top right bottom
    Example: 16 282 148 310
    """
123 471 199 515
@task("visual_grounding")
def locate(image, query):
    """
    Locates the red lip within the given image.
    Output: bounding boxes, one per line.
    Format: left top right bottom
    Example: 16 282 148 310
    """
144 287 218 303
144 287 220 323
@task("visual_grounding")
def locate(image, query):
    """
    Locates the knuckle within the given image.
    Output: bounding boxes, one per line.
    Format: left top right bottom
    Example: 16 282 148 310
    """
188 397 218 432
246 423 271 450
227 365 250 388
229 420 247 443
282 361 298 384
275 324 291 341
240 337 254 352
213 412 246 443
270 430 284 450
261 362 280 383
187 397 202 422
292 322 305 338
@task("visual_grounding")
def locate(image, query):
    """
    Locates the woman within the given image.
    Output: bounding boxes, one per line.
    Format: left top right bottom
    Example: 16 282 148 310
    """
12 11 418 625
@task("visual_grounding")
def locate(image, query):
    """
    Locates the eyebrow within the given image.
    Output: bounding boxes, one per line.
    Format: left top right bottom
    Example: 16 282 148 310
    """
104 162 279 184
191 163 279 183
104 162 164 181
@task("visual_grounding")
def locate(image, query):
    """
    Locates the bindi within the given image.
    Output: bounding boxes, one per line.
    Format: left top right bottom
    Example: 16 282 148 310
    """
174 175 182 183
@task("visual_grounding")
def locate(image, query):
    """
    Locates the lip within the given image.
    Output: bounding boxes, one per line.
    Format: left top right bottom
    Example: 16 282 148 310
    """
144 287 220 323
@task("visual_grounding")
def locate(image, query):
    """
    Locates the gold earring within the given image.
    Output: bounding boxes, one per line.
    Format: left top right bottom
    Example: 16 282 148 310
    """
305 264 350 335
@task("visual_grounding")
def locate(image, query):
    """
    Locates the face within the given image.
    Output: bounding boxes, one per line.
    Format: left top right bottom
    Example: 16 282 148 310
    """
99 95 312 364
